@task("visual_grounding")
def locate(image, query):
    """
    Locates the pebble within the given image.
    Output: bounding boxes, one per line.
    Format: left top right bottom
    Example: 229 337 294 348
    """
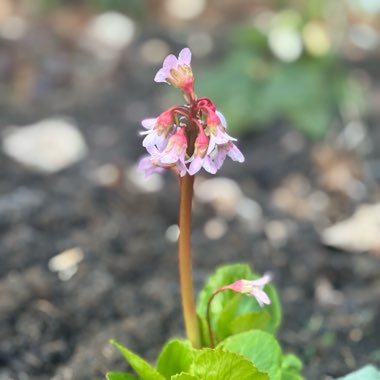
321 203 380 253
0 267 52 316
80 12 135 61
0 187 44 220
236 197 263 231
194 177 244 219
48 247 84 281
2 118 87 173
127 164 164 193
203 217 228 240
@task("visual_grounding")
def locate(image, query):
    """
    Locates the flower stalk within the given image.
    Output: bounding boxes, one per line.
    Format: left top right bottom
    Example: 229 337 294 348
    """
178 173 201 348
138 47 246 348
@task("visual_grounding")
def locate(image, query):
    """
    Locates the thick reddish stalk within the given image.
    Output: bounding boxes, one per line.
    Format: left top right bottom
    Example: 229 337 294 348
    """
178 173 201 348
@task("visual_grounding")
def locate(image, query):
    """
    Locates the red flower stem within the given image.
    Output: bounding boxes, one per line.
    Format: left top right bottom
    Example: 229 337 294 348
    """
206 288 224 348
178 173 201 348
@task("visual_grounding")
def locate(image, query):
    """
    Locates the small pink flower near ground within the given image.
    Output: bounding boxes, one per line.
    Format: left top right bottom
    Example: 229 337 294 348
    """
220 273 273 307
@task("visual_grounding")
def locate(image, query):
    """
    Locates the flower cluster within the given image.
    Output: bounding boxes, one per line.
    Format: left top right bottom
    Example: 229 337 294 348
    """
138 48 244 177
220 273 272 307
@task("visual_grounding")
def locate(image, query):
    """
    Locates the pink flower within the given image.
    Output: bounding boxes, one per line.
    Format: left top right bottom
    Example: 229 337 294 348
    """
157 128 188 176
141 108 176 152
138 154 165 177
138 47 245 178
205 141 245 173
205 109 236 155
188 127 211 175
154 48 194 94
220 273 272 307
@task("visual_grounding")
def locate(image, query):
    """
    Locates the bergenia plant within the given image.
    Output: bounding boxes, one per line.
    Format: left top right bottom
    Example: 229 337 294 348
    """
107 48 304 380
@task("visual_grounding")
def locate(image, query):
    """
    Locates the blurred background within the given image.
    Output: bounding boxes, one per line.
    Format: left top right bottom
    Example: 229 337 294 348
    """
0 1 379 379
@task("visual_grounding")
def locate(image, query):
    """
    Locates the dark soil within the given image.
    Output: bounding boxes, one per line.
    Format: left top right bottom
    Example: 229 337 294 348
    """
0 26 379 380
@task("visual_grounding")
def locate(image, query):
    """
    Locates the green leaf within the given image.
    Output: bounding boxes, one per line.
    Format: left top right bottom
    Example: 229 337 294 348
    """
106 373 137 380
171 373 201 380
157 340 195 379
281 354 303 373
190 349 268 380
281 372 304 380
110 340 164 380
230 311 271 335
337 365 380 380
198 313 211 347
218 330 282 380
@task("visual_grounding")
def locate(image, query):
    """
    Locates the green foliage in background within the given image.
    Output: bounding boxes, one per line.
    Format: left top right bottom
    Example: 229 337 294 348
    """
197 23 362 140
38 0 145 17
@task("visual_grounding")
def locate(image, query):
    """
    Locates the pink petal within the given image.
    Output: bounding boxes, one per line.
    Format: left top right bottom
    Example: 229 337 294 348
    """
250 273 272 287
228 144 245 162
141 118 157 129
188 155 204 175
142 132 157 148
162 54 178 68
176 159 187 177
203 156 218 174
154 68 171 82
251 288 271 306
216 110 227 129
178 47 192 65
137 156 163 177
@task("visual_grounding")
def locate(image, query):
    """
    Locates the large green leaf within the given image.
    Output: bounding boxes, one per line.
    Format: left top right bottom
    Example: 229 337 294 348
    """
189 349 268 380
230 311 271 335
106 373 137 380
156 340 195 379
110 340 164 380
171 374 201 380
218 330 282 380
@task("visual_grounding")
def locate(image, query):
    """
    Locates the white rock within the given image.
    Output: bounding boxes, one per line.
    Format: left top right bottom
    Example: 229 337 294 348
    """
194 177 244 219
204 218 228 240
127 165 164 193
49 247 84 272
81 12 135 61
2 118 87 173
321 203 380 253
49 247 85 282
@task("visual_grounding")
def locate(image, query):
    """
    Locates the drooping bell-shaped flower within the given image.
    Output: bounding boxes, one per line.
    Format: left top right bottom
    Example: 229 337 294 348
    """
154 48 194 95
141 108 176 152
220 273 272 307
157 127 188 176
138 149 165 177
188 126 211 175
205 109 236 155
